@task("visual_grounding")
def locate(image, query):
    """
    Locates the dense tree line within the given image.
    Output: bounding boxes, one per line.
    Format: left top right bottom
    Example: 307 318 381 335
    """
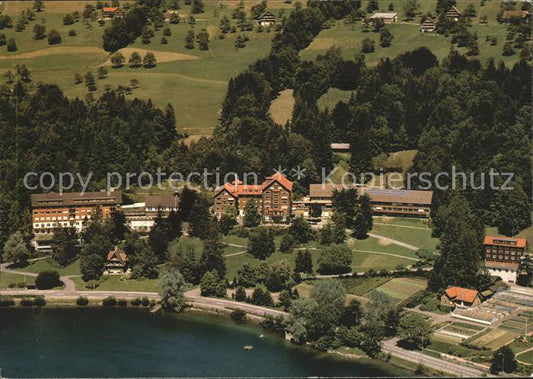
0 82 178 249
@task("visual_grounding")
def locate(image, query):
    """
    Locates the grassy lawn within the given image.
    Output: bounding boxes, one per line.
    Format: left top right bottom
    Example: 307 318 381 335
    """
350 235 419 258
11 258 81 276
0 1 286 136
73 275 160 292
317 88 353 112
300 0 526 67
0 272 32 288
371 223 439 252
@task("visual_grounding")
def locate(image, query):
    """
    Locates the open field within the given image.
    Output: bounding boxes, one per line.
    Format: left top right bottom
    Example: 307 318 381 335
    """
0 1 288 136
300 0 527 67
270 89 295 125
370 277 427 303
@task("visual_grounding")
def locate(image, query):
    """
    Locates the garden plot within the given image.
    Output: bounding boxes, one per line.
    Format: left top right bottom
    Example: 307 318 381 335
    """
468 328 519 351
436 322 486 340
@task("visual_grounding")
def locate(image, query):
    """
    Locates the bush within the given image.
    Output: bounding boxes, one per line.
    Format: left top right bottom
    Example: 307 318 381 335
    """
235 286 247 301
20 298 34 307
35 270 61 289
33 296 46 307
131 297 142 306
0 296 16 307
118 298 128 307
102 296 117 306
230 309 246 321
141 297 150 306
68 29 76 36
76 296 89 306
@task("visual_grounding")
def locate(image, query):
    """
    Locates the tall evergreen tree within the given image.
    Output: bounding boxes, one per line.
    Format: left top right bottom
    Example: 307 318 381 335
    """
429 194 488 291
199 220 226 278
243 199 262 227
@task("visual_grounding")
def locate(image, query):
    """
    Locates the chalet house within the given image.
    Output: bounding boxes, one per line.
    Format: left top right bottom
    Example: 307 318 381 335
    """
483 236 528 283
502 10 531 22
445 6 461 21
330 143 351 153
419 18 437 33
370 12 398 24
102 7 125 19
256 10 276 26
123 193 180 233
213 173 292 222
31 191 122 234
304 184 433 219
440 287 482 309
105 246 129 275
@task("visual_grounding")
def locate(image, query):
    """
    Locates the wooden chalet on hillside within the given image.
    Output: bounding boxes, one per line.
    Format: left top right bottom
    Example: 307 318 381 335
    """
419 18 437 33
445 6 461 21
256 10 276 26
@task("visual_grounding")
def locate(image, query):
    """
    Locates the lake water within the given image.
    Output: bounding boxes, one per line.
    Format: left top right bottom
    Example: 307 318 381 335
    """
0 308 409 377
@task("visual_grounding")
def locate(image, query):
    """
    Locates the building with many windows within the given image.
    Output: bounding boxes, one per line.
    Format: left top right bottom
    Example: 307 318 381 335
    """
303 184 433 220
213 173 292 222
31 191 122 234
122 193 180 233
483 236 528 283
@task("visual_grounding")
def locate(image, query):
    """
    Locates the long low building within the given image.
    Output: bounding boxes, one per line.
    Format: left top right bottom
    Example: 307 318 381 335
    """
123 193 180 233
302 184 433 219
31 191 122 234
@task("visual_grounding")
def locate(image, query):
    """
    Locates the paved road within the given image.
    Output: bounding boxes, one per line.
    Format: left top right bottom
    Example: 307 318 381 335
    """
0 261 77 292
368 233 419 251
382 338 484 377
1 261 287 319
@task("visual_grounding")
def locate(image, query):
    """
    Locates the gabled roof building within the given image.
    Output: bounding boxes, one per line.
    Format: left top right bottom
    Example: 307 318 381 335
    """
213 173 292 222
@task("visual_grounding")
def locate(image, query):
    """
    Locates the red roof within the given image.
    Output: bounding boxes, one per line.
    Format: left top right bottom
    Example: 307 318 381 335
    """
444 287 479 303
106 247 128 262
484 235 527 248
214 173 292 197
263 172 293 191
103 7 119 12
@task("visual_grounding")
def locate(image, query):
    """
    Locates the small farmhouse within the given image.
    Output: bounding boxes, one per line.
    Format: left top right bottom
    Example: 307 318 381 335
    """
102 7 125 19
370 12 398 24
441 287 482 309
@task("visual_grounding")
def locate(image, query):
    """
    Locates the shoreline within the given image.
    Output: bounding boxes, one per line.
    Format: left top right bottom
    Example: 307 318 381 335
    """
0 297 422 376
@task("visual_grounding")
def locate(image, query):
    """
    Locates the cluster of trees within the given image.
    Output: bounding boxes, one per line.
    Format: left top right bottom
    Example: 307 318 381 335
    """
184 28 209 50
109 51 157 68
